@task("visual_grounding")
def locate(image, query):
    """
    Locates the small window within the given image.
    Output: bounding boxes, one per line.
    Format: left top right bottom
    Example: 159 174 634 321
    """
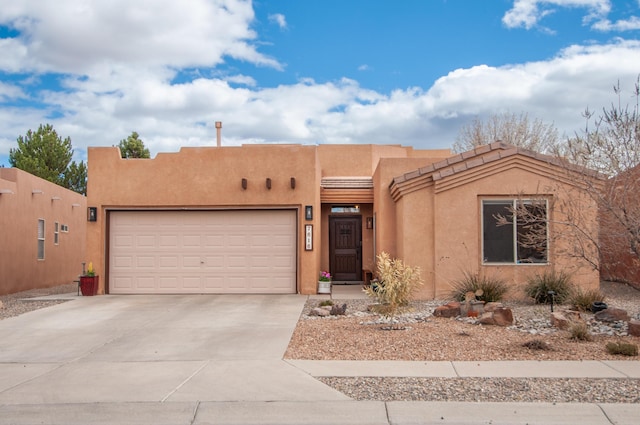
54 222 59 245
37 219 45 260
482 200 548 264
61 224 69 232
331 205 360 213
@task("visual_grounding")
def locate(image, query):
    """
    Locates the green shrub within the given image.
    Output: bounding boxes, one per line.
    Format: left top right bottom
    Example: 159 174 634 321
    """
525 271 573 304
571 288 605 312
363 252 423 323
606 342 639 356
569 322 593 342
450 271 508 303
318 300 334 307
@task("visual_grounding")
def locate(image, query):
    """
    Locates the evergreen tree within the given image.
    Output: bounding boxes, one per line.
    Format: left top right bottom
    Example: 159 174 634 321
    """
118 131 151 158
9 124 87 195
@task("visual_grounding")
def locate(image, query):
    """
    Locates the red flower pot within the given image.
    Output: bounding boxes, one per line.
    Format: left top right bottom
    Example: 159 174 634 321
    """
80 276 99 296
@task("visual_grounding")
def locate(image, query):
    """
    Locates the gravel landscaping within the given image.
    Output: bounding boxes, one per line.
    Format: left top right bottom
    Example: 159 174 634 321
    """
0 283 78 320
285 281 640 403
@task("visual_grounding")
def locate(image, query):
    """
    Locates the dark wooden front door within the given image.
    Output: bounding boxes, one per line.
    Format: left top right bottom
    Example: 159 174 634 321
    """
329 216 362 281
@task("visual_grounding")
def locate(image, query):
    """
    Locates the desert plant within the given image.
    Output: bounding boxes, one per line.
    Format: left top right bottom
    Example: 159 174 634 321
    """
450 271 508 302
522 339 551 351
605 341 638 356
525 270 573 304
362 252 423 327
570 288 605 312
568 322 593 341
318 300 334 307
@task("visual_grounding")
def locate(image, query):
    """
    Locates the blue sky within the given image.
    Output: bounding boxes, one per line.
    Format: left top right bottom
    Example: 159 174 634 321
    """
1 0 640 166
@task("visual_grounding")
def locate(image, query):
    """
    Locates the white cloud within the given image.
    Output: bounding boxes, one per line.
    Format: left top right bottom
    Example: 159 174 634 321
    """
592 16 640 31
503 0 612 30
268 13 287 29
1 1 640 163
0 0 282 74
358 64 370 71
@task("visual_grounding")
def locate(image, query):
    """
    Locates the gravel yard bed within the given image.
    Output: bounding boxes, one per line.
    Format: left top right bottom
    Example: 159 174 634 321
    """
318 377 640 403
285 281 640 402
0 283 77 320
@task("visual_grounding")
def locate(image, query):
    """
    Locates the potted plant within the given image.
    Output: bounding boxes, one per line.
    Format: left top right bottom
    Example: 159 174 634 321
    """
318 271 332 294
80 262 99 296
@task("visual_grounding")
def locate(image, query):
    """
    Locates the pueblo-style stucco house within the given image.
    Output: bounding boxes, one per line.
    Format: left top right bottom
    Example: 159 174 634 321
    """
85 141 600 299
0 168 86 295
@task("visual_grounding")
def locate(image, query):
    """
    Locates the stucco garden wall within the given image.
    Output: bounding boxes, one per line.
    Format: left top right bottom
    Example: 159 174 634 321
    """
0 168 86 295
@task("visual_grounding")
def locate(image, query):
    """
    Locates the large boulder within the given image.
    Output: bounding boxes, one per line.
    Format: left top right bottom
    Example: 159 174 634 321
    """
595 308 630 323
550 310 584 330
478 307 513 326
433 302 461 318
628 319 640 337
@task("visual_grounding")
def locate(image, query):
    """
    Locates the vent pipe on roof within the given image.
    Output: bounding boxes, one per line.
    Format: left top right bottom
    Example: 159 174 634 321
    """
215 121 222 147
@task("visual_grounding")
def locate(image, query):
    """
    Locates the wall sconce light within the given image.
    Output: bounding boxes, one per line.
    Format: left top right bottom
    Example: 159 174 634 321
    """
32 189 43 195
87 207 97 222
241 178 247 190
290 177 296 189
266 178 272 190
305 205 313 220
0 189 14 195
51 196 61 201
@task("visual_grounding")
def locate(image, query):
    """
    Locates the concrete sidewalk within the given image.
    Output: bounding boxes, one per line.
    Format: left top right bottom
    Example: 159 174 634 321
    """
0 292 638 425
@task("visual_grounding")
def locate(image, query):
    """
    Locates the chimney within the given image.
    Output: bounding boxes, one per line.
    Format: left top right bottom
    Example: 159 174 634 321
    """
215 121 222 147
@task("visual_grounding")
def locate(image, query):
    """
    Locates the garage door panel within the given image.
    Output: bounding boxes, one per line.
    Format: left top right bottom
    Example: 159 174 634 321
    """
109 210 296 294
137 235 156 247
182 256 201 268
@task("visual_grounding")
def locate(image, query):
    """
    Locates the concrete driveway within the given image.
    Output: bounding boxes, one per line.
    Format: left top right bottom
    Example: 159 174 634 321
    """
0 294 348 406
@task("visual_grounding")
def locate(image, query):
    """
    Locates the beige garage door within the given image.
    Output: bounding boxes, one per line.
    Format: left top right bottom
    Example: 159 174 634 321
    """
109 210 297 294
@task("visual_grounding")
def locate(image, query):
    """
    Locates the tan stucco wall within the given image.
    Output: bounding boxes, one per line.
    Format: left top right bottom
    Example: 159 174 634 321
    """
372 156 450 261
87 143 451 295
0 168 86 295
396 158 600 300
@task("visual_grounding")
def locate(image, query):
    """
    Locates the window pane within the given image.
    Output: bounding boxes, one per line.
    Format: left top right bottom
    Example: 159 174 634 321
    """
37 219 45 260
517 202 548 263
483 202 514 263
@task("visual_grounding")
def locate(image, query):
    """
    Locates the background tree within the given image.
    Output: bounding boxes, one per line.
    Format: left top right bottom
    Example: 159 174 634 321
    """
9 124 87 195
453 112 559 154
118 131 150 158
562 79 640 287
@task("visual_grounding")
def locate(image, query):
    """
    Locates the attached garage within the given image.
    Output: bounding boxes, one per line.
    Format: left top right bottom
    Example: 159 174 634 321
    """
108 210 297 294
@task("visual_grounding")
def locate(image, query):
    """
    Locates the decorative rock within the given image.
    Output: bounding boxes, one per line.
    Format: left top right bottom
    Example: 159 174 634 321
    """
478 307 513 326
492 307 514 326
433 302 460 318
629 319 640 337
0 300 3 309
330 303 347 316
550 312 570 330
595 308 630 323
309 307 331 317
484 302 505 312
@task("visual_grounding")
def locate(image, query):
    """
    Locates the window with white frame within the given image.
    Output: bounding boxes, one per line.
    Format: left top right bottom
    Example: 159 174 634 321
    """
54 222 59 245
37 219 45 260
482 199 548 264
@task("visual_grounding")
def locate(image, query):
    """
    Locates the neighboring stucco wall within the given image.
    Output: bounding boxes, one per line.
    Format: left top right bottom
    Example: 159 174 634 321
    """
600 167 640 290
0 168 86 295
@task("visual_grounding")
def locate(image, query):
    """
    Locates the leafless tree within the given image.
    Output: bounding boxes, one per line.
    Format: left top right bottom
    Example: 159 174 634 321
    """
505 79 640 285
453 112 560 154
561 78 640 286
